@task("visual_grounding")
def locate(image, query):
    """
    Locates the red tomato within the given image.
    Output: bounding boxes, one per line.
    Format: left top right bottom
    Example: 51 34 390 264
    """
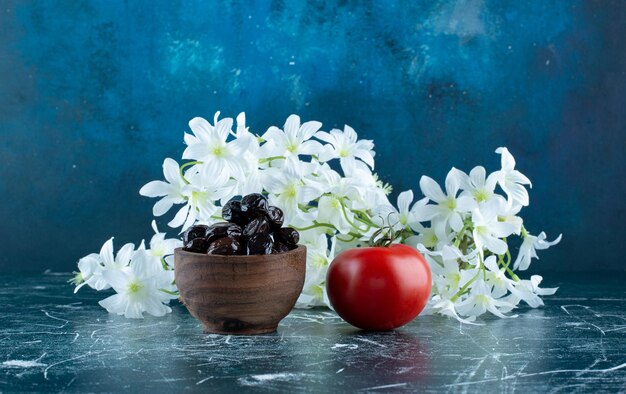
326 244 431 331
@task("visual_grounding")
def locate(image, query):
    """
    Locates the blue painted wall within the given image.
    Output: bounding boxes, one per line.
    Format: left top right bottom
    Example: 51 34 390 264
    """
1 1 624 273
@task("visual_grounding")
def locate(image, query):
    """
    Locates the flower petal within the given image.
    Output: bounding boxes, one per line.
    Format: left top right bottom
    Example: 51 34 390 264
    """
505 182 530 206
419 176 446 203
102 269 130 293
153 198 174 217
99 294 127 316
495 147 516 171
449 212 463 232
284 115 301 138
456 195 477 212
115 243 135 266
299 140 325 156
508 170 532 186
99 238 115 266
469 166 486 188
168 204 190 228
484 235 508 255
535 232 562 249
315 131 336 145
162 158 181 184
188 117 213 140
299 120 322 140
445 168 463 197
355 149 375 169
397 190 414 215
139 181 171 197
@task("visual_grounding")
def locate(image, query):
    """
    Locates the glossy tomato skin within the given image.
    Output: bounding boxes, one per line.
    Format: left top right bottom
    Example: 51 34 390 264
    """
326 244 431 331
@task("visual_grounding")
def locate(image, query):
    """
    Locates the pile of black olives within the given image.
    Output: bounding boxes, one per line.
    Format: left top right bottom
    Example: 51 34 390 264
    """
182 193 300 256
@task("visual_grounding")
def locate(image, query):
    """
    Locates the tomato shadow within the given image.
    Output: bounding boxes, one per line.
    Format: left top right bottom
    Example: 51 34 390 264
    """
326 329 432 389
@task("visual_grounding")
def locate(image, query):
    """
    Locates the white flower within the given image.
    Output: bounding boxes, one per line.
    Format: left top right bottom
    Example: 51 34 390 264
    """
312 165 363 204
406 223 453 250
182 112 249 180
231 113 265 196
419 168 476 232
74 253 105 293
263 159 322 223
259 114 324 158
147 220 183 268
507 275 558 308
169 169 232 231
494 196 524 235
421 246 464 297
471 199 518 255
316 125 375 169
513 231 562 271
338 159 389 210
494 147 532 206
403 147 558 322
459 166 498 203
99 250 176 319
432 299 478 325
139 158 186 217
377 190 428 231
455 279 517 319
296 234 335 308
74 238 134 293
316 195 355 234
483 255 515 298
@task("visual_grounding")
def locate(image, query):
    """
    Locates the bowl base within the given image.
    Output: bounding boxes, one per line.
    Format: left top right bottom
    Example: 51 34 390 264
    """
202 324 278 335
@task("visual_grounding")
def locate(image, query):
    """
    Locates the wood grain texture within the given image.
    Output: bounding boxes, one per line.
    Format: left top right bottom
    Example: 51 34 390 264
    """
174 246 306 334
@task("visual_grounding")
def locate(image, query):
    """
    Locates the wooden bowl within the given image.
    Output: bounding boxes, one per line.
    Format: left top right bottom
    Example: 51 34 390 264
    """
174 245 306 335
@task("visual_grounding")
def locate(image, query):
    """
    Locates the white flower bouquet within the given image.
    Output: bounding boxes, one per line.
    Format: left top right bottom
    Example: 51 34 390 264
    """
402 148 561 323
72 112 561 323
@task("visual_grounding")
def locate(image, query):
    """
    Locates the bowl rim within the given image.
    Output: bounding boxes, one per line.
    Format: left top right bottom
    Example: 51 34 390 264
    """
174 244 306 264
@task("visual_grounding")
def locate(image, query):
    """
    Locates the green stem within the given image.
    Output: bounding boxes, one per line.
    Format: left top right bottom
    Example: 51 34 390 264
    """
505 265 519 281
453 222 473 248
451 255 484 302
354 215 373 227
451 268 481 302
179 161 202 184
259 156 286 164
353 210 378 228
498 238 518 281
340 199 371 233
337 234 358 243
293 221 337 232
521 225 528 238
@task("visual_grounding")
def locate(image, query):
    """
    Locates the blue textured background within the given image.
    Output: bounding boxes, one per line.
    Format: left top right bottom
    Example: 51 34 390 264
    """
1 1 624 273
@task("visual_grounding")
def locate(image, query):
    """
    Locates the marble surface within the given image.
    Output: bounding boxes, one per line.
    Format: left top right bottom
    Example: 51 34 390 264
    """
0 273 624 393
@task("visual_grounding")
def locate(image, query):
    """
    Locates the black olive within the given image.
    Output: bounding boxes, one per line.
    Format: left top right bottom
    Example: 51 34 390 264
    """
183 224 209 244
265 206 284 228
247 233 273 255
243 215 271 238
222 199 248 225
207 237 242 255
241 193 268 214
183 238 210 254
271 241 291 254
274 227 300 246
205 223 243 244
